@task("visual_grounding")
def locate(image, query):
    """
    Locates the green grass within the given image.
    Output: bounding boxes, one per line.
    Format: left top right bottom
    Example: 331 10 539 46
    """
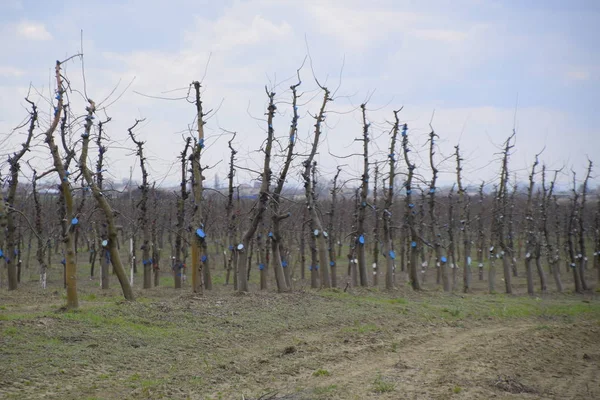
372 373 395 393
341 322 380 334
0 312 44 321
313 384 338 395
4 326 18 336
56 307 176 337
312 368 331 377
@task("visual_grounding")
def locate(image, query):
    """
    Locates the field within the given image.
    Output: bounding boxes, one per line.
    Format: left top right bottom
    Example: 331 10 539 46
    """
1 259 599 400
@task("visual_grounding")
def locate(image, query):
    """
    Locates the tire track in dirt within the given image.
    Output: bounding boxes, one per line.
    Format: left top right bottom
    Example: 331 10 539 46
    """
239 320 600 399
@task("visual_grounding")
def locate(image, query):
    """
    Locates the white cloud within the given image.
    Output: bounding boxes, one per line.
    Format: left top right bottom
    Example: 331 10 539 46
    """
410 29 467 43
0 1 597 189
0 66 25 77
308 4 421 49
566 67 591 81
15 21 52 41
211 14 292 50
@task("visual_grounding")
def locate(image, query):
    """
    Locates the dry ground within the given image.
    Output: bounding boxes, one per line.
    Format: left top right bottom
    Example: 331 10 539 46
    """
1 264 599 400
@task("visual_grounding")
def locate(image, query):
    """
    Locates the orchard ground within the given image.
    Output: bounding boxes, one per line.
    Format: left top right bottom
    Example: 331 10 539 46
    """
0 255 599 399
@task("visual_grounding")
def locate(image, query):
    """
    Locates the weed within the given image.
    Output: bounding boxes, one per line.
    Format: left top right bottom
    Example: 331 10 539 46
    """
372 373 395 393
4 326 18 336
313 384 337 395
342 322 380 334
313 368 331 377
82 293 97 301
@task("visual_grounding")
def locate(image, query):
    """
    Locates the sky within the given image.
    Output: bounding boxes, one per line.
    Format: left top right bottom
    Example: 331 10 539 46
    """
0 0 599 192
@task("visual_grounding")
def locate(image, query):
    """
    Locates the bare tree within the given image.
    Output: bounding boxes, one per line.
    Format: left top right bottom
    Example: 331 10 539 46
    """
174 138 191 289
355 104 370 287
523 154 540 295
455 145 472 293
567 171 583 293
224 134 237 287
5 98 36 290
541 166 563 292
302 85 332 289
401 123 422 290
269 72 302 292
371 164 381 286
327 166 342 287
80 100 134 300
476 182 486 281
128 118 152 289
577 160 592 290
190 81 211 294
43 58 80 309
95 117 111 289
490 133 514 294
427 126 448 291
383 111 401 290
236 88 276 292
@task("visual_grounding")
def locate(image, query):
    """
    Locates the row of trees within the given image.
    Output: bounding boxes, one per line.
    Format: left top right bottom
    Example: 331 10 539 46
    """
1 55 598 309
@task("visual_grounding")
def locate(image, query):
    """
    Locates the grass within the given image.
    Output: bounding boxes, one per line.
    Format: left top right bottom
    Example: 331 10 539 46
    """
312 368 331 377
341 322 381 334
313 384 338 395
1 262 598 399
372 373 395 393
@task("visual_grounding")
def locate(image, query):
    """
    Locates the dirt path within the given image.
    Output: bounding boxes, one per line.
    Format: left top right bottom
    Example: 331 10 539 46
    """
222 320 600 399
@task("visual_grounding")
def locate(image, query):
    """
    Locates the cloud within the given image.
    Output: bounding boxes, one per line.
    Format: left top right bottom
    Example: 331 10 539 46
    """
566 67 591 81
0 66 24 77
0 0 597 189
410 29 468 43
308 4 421 49
190 14 293 51
15 21 52 41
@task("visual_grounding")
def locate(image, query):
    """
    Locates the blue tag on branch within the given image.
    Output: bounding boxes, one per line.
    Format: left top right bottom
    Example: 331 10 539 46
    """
268 232 273 237
389 250 396 259
330 261 335 266
201 255 207 262
282 261 288 268
411 241 417 248
0 250 3 258
358 235 365 244
229 245 233 250
196 228 206 239
315 265 319 270
441 256 447 263
71 218 79 225
259 263 265 271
